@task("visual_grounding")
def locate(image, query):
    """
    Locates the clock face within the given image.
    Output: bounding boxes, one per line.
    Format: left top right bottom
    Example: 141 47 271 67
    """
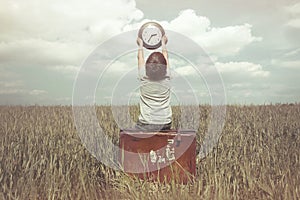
141 27 162 48
138 22 165 50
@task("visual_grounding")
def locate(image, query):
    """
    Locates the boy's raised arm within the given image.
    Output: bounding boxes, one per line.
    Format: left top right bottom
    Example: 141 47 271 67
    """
161 35 169 68
137 37 145 69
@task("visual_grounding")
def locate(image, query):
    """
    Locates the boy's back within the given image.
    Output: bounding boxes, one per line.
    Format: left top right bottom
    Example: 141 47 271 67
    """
138 74 172 125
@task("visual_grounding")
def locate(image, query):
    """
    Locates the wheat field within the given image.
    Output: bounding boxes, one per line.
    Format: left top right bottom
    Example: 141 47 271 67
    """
0 104 299 199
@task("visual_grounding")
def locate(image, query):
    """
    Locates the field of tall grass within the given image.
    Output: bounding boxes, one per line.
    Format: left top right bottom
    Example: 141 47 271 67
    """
0 104 299 199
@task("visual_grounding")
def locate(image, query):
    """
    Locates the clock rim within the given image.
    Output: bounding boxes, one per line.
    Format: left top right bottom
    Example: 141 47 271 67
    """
138 22 165 50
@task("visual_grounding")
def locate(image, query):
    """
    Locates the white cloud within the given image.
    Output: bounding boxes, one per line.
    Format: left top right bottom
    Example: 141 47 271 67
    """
0 0 143 69
0 88 26 95
284 48 300 57
199 24 262 56
174 65 197 76
271 59 300 69
0 0 142 42
0 39 90 66
0 79 47 96
124 9 261 57
287 18 300 28
166 9 211 36
55 97 71 102
51 65 80 74
0 80 23 88
107 60 135 74
165 10 261 56
216 62 270 77
0 80 25 94
29 90 48 96
0 88 47 96
228 83 270 90
286 2 300 28
286 2 300 14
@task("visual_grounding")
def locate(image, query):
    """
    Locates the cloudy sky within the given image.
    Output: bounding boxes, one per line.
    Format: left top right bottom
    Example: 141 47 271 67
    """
0 0 299 105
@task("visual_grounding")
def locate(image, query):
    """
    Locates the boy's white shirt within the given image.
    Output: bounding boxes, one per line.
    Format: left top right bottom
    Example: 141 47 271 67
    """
137 66 172 124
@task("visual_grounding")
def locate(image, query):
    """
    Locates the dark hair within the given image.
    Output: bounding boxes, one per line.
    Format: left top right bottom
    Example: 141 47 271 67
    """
145 52 167 81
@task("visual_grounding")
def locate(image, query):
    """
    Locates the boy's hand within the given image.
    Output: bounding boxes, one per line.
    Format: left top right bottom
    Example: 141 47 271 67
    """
137 37 143 48
162 35 168 46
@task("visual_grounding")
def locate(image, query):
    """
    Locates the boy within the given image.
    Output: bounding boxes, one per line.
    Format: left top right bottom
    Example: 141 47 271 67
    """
135 35 172 131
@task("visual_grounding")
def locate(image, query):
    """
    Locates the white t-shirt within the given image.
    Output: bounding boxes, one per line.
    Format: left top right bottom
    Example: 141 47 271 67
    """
138 67 172 124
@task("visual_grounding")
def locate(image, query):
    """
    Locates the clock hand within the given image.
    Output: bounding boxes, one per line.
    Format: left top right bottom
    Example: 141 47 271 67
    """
148 35 153 43
148 34 158 42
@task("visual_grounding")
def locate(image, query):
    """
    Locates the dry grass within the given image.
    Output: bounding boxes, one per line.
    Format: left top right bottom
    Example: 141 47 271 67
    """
0 104 299 199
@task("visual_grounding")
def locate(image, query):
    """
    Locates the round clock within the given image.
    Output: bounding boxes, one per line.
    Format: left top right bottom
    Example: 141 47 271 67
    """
138 22 166 50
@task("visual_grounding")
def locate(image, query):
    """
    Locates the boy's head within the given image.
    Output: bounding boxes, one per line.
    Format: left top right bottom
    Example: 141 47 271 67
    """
145 52 167 81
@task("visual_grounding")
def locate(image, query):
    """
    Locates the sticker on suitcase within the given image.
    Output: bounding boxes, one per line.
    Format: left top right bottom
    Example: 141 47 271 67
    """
149 139 176 164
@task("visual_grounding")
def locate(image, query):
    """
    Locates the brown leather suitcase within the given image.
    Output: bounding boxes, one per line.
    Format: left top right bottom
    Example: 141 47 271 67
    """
119 129 196 183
